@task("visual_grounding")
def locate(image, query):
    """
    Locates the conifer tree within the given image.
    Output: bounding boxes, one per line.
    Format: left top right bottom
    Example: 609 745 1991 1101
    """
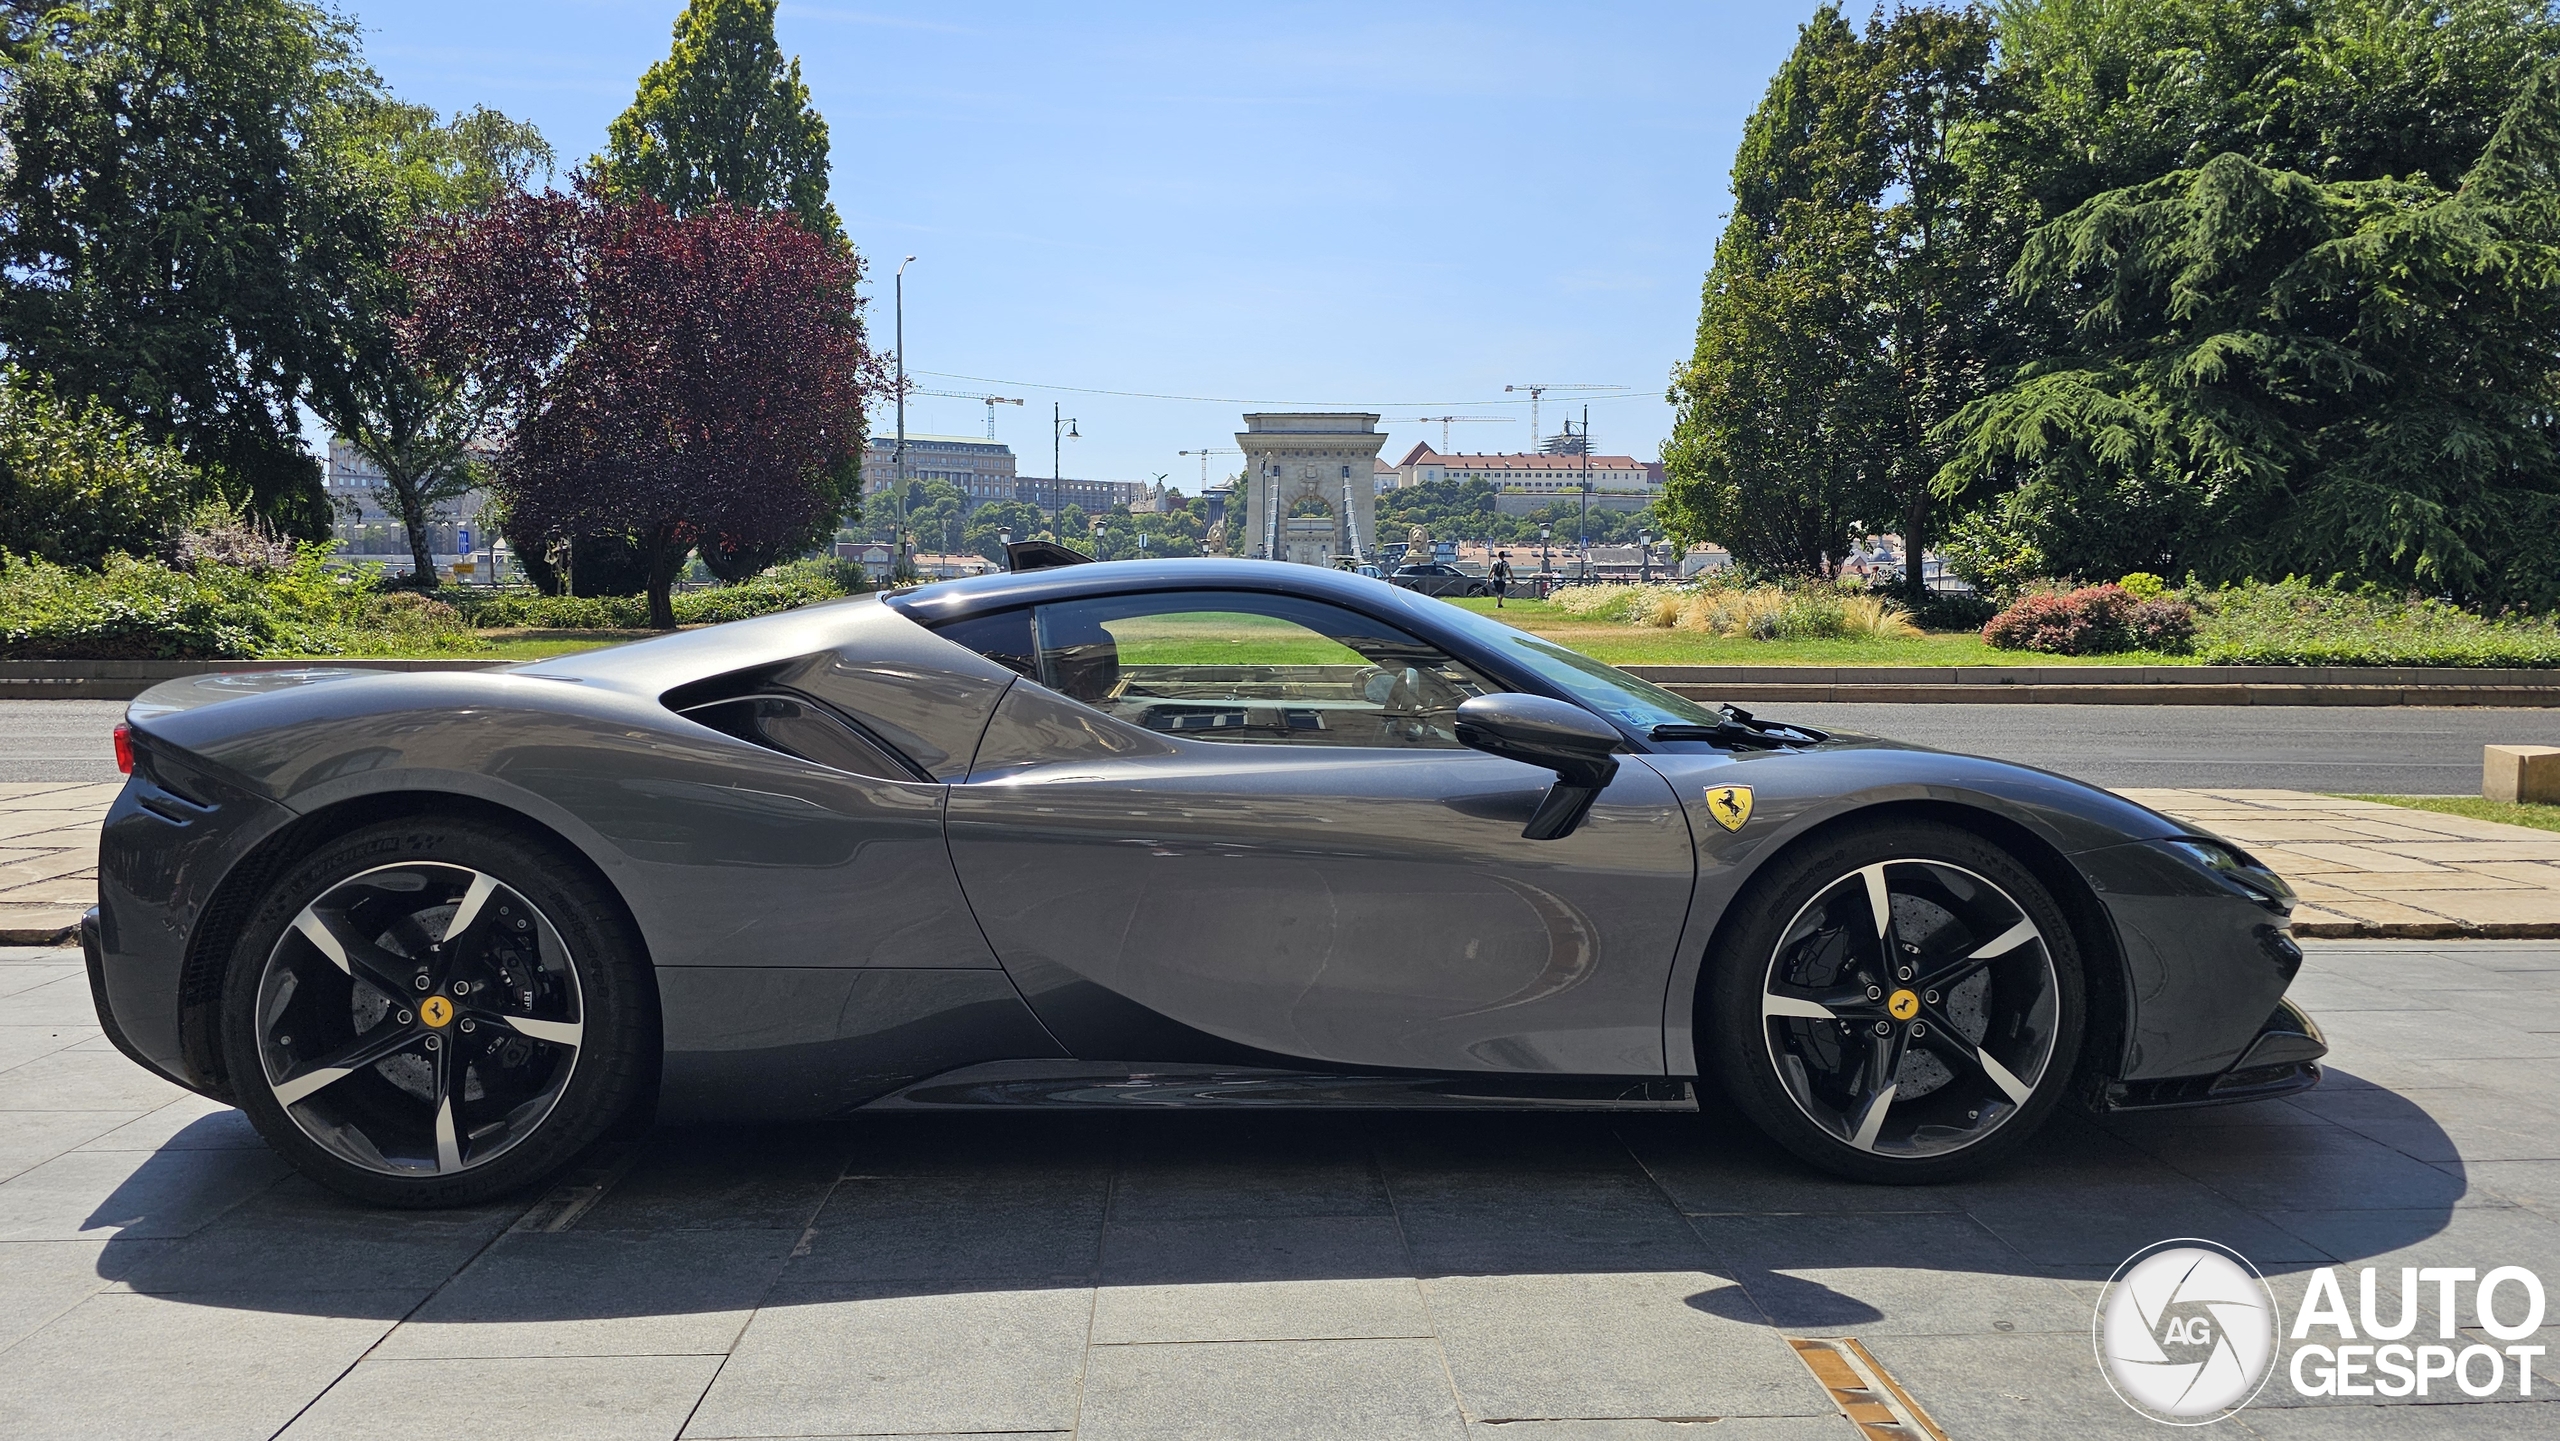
594 0 843 245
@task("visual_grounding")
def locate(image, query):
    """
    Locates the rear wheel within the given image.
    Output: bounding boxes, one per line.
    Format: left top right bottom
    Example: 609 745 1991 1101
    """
223 818 654 1207
1704 819 2083 1183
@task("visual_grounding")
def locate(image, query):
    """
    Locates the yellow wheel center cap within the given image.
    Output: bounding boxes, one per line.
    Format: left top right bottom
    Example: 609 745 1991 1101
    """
420 995 454 1028
1887 989 1919 1021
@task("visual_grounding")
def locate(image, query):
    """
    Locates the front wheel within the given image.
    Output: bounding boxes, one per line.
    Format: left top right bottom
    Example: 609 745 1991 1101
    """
223 818 655 1207
1703 819 2084 1183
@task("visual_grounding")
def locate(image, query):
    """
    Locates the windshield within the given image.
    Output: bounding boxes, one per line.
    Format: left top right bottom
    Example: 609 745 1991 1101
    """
1425 603 1725 733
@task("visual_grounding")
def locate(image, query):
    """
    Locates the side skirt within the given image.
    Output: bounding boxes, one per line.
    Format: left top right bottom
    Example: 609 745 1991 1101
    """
861 1060 1698 1112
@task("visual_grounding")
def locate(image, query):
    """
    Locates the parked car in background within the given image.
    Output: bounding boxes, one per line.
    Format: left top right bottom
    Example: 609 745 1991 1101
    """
1388 562 1493 598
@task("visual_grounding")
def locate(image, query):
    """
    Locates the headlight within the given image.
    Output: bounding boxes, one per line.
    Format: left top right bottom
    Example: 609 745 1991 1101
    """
2163 838 2296 906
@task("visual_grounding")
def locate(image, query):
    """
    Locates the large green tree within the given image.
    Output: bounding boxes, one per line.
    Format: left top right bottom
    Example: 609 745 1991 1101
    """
593 0 843 245
1663 5 1896 577
1934 58 2560 608
0 0 387 535
315 102 553 584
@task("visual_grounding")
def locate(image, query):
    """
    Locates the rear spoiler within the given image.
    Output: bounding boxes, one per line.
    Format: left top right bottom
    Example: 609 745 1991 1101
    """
1003 540 1093 572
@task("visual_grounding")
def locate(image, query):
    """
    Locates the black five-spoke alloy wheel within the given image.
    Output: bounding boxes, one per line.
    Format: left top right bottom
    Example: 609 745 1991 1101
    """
224 820 653 1207
1706 819 2084 1182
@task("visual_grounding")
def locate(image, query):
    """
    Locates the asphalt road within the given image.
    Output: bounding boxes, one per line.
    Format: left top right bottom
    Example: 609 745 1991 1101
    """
1773 701 2560 794
9 697 2558 793
0 701 124 785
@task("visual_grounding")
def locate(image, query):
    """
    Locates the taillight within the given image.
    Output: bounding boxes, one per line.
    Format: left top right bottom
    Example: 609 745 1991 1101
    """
113 723 134 775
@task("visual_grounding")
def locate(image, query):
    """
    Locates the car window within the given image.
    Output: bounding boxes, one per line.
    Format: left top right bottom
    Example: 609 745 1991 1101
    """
1029 591 1493 748
931 607 1036 677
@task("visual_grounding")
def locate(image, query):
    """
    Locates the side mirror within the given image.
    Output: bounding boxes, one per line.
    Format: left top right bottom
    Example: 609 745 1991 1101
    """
1454 694 1622 841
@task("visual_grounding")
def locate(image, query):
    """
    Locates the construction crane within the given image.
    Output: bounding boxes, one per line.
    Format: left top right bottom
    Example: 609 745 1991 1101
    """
1504 384 1619 452
909 388 1025 439
1401 416 1511 451
1176 447 1238 488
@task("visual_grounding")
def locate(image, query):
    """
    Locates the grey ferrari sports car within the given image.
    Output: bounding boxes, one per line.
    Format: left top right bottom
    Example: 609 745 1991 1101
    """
84 559 2324 1206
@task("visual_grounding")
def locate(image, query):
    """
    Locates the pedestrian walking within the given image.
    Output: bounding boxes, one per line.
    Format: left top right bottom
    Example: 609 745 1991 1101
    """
1490 551 1513 607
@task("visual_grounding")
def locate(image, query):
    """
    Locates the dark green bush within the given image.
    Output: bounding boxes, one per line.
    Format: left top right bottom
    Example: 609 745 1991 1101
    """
0 548 483 658
0 366 200 568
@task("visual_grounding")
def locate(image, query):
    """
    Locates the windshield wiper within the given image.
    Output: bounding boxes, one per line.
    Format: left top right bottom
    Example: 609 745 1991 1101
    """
1649 704 1827 750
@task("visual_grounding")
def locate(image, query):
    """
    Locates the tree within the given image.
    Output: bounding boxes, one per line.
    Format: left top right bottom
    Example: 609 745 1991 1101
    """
0 0 390 535
1868 5 2004 604
398 186 882 628
0 364 201 566
1933 58 2560 608
315 102 554 585
594 0 843 246
1662 6 1895 577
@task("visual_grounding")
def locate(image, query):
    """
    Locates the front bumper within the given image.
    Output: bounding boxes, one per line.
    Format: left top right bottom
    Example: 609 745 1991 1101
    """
2099 998 2326 1110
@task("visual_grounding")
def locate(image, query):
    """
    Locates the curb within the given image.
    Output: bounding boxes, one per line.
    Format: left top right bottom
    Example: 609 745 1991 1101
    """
0 923 78 946
2291 920 2560 940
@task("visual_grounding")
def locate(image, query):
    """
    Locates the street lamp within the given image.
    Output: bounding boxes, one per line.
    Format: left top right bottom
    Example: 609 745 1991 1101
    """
894 256 916 544
1538 525 1552 597
997 526 1012 571
1051 403 1080 522
1638 529 1653 584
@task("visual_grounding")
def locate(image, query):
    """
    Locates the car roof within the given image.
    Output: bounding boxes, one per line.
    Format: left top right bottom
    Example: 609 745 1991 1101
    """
883 558 1440 625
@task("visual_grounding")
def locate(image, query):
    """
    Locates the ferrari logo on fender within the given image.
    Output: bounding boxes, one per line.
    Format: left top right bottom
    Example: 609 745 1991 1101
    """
1705 785 1754 832
1888 989 1919 1021
419 995 454 1028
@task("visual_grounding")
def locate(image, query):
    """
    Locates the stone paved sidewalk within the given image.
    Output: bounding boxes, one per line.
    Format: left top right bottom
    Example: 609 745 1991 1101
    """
3 937 2557 1438
0 783 114 945
2119 788 2560 938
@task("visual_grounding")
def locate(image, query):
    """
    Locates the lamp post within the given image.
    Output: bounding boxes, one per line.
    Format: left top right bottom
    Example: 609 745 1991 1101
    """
1538 525 1552 597
894 256 916 548
1051 403 1079 524
997 526 1012 571
1638 529 1653 584
1577 403 1592 583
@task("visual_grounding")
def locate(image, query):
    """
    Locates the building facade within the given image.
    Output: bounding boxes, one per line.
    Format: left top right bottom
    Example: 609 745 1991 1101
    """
325 439 489 556
1237 413 1387 565
1388 443 1656 495
862 432 1020 505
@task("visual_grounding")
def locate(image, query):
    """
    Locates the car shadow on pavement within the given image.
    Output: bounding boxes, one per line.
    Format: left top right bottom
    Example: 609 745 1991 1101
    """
71 1065 2479 1338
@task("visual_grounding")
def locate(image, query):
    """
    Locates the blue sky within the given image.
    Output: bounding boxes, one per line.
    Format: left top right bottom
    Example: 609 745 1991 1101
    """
352 1 1814 487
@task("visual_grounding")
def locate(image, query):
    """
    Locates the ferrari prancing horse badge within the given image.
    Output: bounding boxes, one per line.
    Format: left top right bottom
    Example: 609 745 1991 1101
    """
1706 784 1754 832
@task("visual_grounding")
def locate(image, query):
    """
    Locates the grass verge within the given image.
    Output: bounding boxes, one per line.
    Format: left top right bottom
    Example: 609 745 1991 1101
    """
2339 794 2560 835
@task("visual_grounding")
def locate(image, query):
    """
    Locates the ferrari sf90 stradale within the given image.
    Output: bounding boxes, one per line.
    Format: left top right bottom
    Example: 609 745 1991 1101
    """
84 559 2322 1205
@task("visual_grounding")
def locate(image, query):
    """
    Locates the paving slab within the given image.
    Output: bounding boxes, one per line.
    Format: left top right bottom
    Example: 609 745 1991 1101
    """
685 1282 1094 1438
0 1289 414 1441
1076 1337 1466 1441
279 1354 725 1441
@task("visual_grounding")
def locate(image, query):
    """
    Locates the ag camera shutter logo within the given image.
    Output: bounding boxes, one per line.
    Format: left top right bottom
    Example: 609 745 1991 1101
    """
2095 1239 2280 1424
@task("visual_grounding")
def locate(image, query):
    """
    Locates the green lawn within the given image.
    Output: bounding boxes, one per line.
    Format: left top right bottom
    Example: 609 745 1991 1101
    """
2340 794 2560 834
1436 597 2180 667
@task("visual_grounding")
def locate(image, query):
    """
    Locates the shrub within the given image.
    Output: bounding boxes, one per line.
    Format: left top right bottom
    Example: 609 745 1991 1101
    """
458 556 868 631
1983 584 2134 654
2117 572 2169 602
2188 579 2560 667
0 365 200 568
0 546 492 658
169 498 300 574
459 592 649 629
2128 598 2196 652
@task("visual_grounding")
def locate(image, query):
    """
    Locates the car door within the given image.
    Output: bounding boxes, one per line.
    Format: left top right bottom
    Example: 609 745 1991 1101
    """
935 589 1696 1075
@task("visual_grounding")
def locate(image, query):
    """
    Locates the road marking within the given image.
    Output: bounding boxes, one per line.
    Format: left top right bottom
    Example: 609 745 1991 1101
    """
1787 1336 1949 1441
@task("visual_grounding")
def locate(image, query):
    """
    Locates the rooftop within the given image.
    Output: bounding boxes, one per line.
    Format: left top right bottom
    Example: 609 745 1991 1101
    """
1394 443 1644 470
